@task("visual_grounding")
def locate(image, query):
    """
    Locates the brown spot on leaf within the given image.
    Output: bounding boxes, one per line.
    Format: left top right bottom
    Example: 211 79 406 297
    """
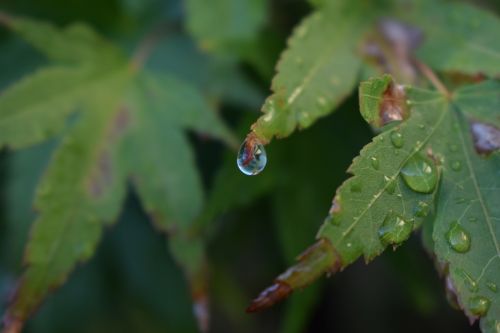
247 238 341 313
470 121 500 155
0 12 13 27
2 316 24 333
87 152 112 198
329 196 341 215
445 275 460 310
380 82 408 126
110 107 130 140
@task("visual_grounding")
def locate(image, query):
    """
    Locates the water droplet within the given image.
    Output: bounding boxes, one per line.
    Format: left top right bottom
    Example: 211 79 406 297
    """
418 124 425 129
378 213 413 245
390 131 404 148
486 281 497 293
237 138 267 176
449 144 458 152
447 222 471 253
468 217 478 223
415 201 430 217
456 269 478 292
455 197 467 204
451 161 462 171
370 156 380 170
384 176 396 194
350 180 362 192
468 296 490 317
400 155 438 193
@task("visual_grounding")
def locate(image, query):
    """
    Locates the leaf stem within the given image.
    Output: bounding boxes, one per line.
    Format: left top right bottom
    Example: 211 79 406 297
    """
414 59 451 98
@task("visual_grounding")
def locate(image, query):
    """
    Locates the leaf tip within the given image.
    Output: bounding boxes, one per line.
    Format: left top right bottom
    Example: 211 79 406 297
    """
246 281 292 313
247 238 340 313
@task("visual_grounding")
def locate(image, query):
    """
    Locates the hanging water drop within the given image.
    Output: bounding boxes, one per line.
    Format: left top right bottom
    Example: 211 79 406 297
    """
468 217 478 223
237 137 267 176
451 161 462 171
468 296 490 317
447 222 471 253
378 212 413 245
400 155 438 193
390 131 404 148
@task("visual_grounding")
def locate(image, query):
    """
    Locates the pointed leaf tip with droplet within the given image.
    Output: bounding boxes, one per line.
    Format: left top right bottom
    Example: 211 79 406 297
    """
247 238 340 312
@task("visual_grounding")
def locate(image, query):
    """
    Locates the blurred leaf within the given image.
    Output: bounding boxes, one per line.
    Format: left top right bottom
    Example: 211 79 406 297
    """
184 0 267 52
407 1 500 77
0 14 234 331
147 35 264 109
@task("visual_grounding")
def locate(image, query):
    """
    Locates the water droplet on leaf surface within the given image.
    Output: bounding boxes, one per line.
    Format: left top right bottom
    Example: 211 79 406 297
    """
447 222 471 253
400 155 438 193
468 296 490 317
237 138 267 175
378 213 413 245
384 176 396 194
451 161 462 171
415 201 430 217
370 156 380 170
486 281 497 293
390 131 404 148
350 180 362 192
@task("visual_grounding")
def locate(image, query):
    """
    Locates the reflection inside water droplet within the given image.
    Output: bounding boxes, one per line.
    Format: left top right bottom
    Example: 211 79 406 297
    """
468 295 490 317
371 156 380 170
415 201 430 218
237 138 267 176
378 212 413 245
400 155 438 193
447 222 471 253
390 131 404 148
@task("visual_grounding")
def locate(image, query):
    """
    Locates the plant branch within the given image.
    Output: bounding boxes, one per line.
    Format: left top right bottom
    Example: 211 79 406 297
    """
414 59 451 98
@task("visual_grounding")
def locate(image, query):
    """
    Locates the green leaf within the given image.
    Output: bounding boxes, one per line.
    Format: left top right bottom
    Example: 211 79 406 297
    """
410 1 500 77
250 5 366 142
124 75 205 231
2 14 123 64
0 65 125 149
250 75 500 331
6 96 129 325
184 0 267 52
0 13 235 331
